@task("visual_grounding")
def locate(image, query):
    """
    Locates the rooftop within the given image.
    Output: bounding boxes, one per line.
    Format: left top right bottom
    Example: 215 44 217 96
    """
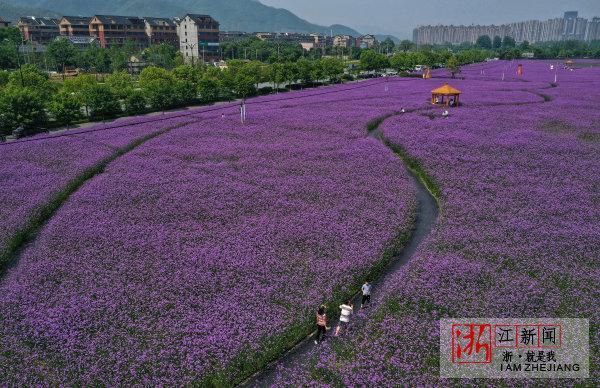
432 83 461 94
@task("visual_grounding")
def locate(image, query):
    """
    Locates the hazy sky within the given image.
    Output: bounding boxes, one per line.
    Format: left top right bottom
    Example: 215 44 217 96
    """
260 0 600 38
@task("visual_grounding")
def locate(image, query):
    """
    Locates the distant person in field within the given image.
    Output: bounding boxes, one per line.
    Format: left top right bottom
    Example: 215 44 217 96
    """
335 301 354 337
361 281 372 308
315 305 328 344
442 110 449 118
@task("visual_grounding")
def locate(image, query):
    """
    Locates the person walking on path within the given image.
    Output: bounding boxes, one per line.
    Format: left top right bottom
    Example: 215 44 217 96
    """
315 305 327 344
334 301 354 337
361 281 372 308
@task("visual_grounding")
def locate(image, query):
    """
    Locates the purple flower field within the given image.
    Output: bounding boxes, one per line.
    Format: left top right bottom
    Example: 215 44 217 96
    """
0 61 598 385
0 80 419 384
272 60 600 385
0 114 199 263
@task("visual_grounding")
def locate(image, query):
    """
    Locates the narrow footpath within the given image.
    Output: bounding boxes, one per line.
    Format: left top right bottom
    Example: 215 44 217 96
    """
240 112 440 387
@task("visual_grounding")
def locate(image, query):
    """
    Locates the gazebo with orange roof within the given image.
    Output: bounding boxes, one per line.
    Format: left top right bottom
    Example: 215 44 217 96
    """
431 83 461 107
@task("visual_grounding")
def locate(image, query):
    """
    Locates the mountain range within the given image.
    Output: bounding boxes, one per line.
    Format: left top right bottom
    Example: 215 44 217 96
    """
1 0 361 36
0 1 59 21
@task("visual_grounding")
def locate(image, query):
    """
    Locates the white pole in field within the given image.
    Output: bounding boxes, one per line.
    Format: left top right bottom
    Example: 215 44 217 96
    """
240 100 246 124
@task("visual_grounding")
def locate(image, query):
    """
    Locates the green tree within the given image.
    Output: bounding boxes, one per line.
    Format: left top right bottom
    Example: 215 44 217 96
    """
46 38 78 75
105 71 134 99
139 66 175 88
48 91 83 126
77 45 110 73
296 58 314 84
360 50 389 72
271 63 287 90
0 40 18 70
0 70 8 87
144 43 178 69
244 61 264 87
124 89 147 115
0 26 21 45
62 74 97 94
398 40 414 52
476 35 492 49
173 64 202 85
320 57 345 82
380 38 396 54
502 36 516 48
198 76 220 103
390 52 408 71
174 80 197 106
233 73 256 98
492 36 502 49
8 64 55 98
445 55 460 78
0 86 48 136
139 66 177 110
500 47 521 60
108 44 129 73
82 84 122 120
283 62 298 85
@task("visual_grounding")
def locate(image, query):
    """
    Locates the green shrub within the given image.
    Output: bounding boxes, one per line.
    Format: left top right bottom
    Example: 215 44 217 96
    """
198 76 220 103
0 86 48 136
48 91 83 126
144 81 177 111
174 80 197 107
124 89 148 115
105 71 134 99
83 84 122 120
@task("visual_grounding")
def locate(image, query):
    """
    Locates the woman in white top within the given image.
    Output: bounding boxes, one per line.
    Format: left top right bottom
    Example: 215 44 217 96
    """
334 301 354 337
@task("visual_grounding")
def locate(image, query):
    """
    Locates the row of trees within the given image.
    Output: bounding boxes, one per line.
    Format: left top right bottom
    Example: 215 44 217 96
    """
474 35 600 59
360 48 491 73
0 57 347 137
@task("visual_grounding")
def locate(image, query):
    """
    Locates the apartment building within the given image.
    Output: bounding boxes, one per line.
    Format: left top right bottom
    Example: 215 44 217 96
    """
356 34 377 49
18 17 59 44
144 17 179 47
89 15 147 49
586 17 600 42
413 11 599 45
59 16 91 37
177 14 220 63
0 17 10 29
333 35 355 48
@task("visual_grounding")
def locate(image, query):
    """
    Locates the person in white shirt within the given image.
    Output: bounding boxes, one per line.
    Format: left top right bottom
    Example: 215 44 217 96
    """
361 281 372 308
334 301 354 337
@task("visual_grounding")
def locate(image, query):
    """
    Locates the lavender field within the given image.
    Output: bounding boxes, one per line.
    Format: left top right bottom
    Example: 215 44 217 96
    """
272 61 600 385
0 61 598 385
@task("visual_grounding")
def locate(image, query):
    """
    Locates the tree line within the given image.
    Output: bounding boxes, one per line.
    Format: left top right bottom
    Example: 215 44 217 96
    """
0 57 348 138
473 34 600 59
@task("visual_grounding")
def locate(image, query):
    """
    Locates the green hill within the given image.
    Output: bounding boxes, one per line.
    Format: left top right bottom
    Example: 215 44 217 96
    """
4 0 360 35
0 1 59 22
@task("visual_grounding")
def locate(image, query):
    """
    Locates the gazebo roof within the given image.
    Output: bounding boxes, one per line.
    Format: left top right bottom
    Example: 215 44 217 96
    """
431 83 461 95
565 59 574 64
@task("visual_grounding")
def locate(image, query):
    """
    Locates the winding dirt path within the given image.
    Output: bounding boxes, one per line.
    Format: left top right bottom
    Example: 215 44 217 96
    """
240 112 440 387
